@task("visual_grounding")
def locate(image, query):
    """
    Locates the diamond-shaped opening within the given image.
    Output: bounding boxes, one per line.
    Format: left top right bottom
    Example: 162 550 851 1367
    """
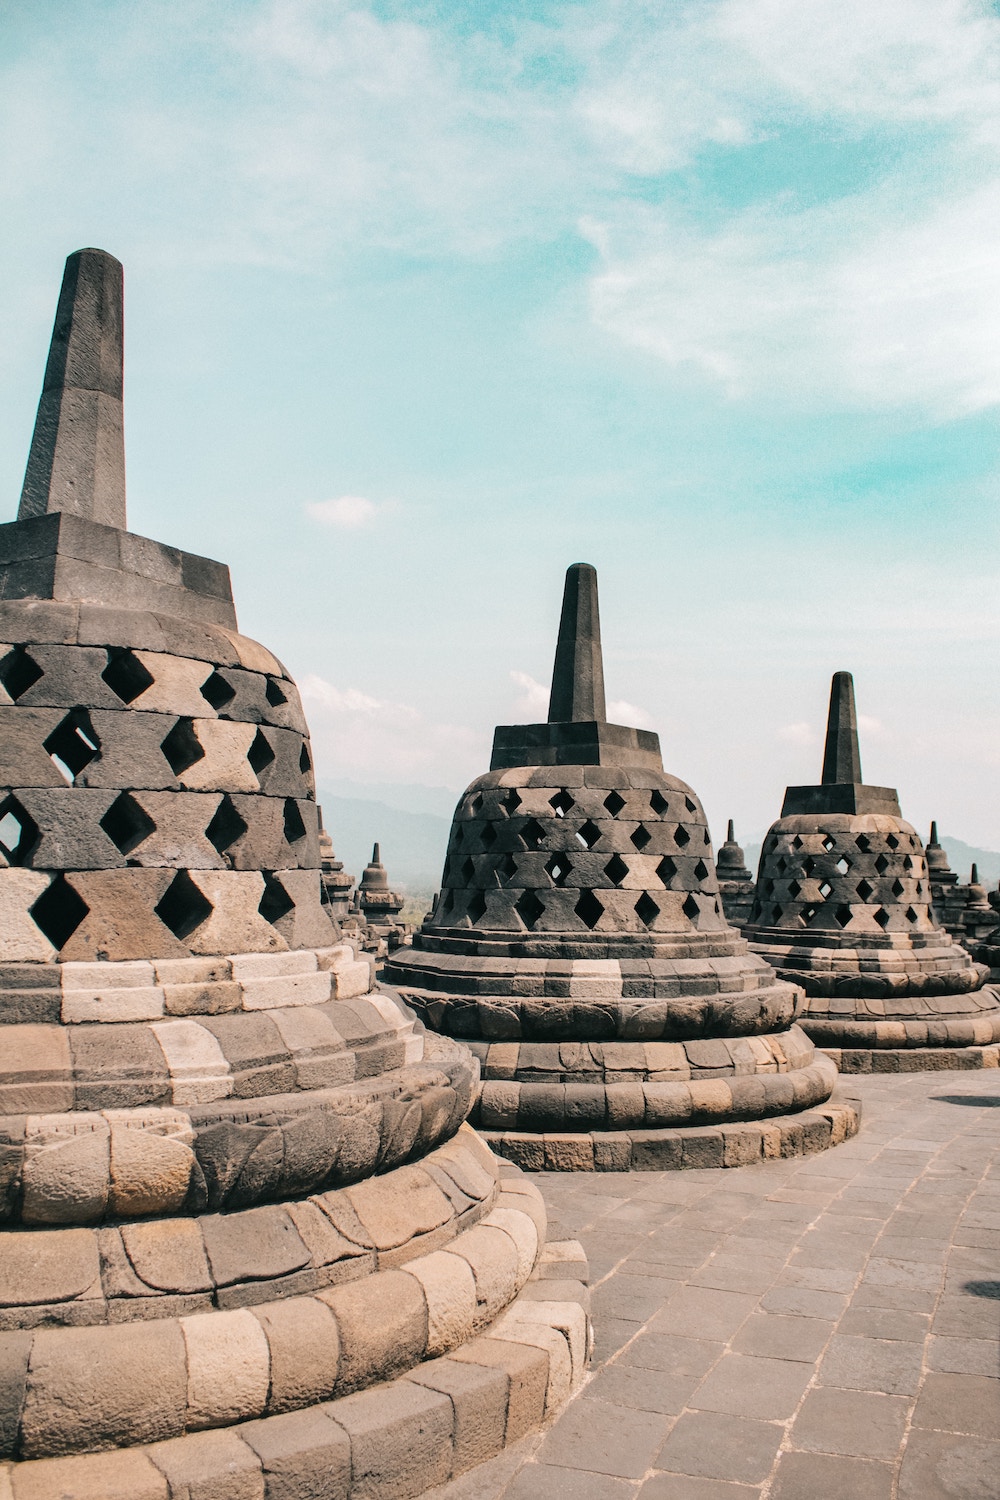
205 794 248 857
575 888 604 929
819 881 833 899
249 729 276 774
520 817 546 850
873 906 891 929
674 825 691 848
466 890 487 924
461 856 476 884
631 824 652 851
771 903 783 922
776 856 788 874
684 796 697 814
99 792 156 857
441 890 455 916
550 790 574 818
763 878 775 896
514 889 545 929
161 718 205 776
694 858 709 882
452 824 465 847
100 648 155 704
604 854 629 886
155 870 213 940
875 853 889 874
0 646 44 701
0 794 39 865
822 835 837 852
545 853 572 886
792 835 803 850
855 834 870 852
703 828 711 845
802 856 816 877
501 788 522 817
800 903 819 923
916 880 924 895
496 852 518 884
481 822 498 848
906 906 919 923
904 855 914 870
299 743 311 774
44 710 100 783
836 856 851 874
29 874 88 949
886 833 899 849
576 819 601 850
891 878 905 897
635 891 659 926
265 677 287 707
788 879 802 899
834 904 853 928
657 855 677 885
283 798 307 844
650 789 669 816
200 670 237 711
681 893 700 923
470 792 484 815
604 790 627 816
259 873 295 925
856 879 874 901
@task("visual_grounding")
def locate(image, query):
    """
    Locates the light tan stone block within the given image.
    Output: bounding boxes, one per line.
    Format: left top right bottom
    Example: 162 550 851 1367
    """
490 1318 571 1412
0 1026 72 1115
687 1079 734 1118
22 1123 110 1225
61 985 165 1024
644 1042 689 1075
179 720 259 793
239 972 331 1011
482 1206 539 1284
163 980 242 1016
253 1296 340 1413
0 1227 100 1307
150 1019 232 1105
60 960 156 989
130 652 215 716
0 871 55 962
183 873 288 956
330 962 373 1001
403 1249 478 1357
122 1217 212 1293
230 951 317 981
446 1226 519 1322
346 1167 453 1251
182 1309 271 1429
108 1124 195 1216
10 1449 168 1499
154 956 232 985
147 1428 264 1500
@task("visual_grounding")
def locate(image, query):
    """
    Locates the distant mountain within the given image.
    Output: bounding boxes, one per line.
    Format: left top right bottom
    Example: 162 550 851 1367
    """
315 789 451 894
741 837 999 886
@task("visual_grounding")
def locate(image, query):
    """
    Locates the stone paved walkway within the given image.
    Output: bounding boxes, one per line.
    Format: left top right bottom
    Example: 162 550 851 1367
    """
433 1071 1000 1500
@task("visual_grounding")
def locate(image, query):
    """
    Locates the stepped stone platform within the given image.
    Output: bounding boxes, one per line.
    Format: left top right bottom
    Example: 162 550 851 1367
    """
0 249 589 1497
389 565 857 1167
743 672 1000 1073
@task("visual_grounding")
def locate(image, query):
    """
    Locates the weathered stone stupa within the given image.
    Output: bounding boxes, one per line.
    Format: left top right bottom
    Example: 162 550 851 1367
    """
743 672 1000 1071
317 810 355 919
356 842 405 932
0 251 588 1497
715 820 756 927
387 565 858 1172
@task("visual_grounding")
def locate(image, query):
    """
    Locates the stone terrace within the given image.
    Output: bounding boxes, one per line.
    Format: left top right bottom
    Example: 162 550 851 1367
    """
433 1070 1000 1500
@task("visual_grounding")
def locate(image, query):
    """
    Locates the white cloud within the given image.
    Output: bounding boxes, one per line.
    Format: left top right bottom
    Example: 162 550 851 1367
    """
306 495 380 528
509 670 549 718
778 721 818 746
609 698 655 729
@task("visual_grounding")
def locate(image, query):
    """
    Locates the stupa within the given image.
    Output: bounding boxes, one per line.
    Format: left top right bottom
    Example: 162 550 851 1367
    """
743 671 1000 1071
317 811 355 919
0 251 588 1497
387 564 857 1172
357 841 405 931
715 819 756 926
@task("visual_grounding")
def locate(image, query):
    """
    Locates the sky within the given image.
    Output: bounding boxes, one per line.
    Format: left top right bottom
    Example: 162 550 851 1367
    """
1 0 999 852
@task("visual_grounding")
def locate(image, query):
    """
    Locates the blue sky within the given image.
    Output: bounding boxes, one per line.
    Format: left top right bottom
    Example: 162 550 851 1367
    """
2 0 999 851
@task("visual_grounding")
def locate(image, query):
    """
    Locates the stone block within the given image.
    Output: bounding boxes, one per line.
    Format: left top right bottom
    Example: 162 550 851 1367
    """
451 1335 548 1442
147 1428 264 1500
491 1317 571 1412
196 1013 292 1099
0 1226 101 1308
61 869 187 962
629 1129 683 1170
0 1332 30 1458
407 1355 507 1474
0 873 55 963
447 1225 519 1320
330 961 372 1001
108 1123 195 1215
163 980 242 1016
258 871 335 952
681 1127 725 1168
319 1269 428 1394
150 1019 232 1105
240 972 331 1012
14 788 123 870
182 872 287 956
181 1309 271 1429
253 1296 340 1413
593 1133 632 1169
62 984 165 1024
201 1206 310 1288
402 1250 478 1356
74 710 185 790
483 1205 539 1283
330 1379 453 1500
0 1027 72 1116
0 709 64 787
21 1123 110 1224
544 1135 595 1171
250 728 311 799
240 1406 351 1500
175 720 258 793
122 1218 212 1293
9 1448 169 1499
126 790 227 869
128 651 214 716
20 1319 187 1456
346 1167 453 1251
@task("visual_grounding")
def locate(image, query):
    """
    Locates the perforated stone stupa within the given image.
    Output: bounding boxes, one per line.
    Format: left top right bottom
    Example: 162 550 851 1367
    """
0 250 589 1498
743 672 1000 1072
715 820 756 927
387 565 858 1172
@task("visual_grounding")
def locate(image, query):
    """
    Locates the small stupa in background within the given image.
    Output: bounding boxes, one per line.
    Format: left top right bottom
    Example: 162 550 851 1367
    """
317 808 356 918
743 672 999 1071
715 819 756 926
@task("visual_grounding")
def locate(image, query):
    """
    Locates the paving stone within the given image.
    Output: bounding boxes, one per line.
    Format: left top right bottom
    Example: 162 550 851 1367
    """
535 1395 669 1478
897 1428 1000 1500
689 1352 813 1421
637 1479 760 1499
768 1451 894 1499
731 1312 833 1362
586 1362 704 1415
789 1386 909 1459
650 1287 757 1342
505 1463 637 1499
818 1334 924 1396
911 1372 1000 1438
655 1411 780 1484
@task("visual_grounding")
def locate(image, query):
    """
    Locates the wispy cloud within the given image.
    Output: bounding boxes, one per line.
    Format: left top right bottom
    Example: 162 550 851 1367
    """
306 495 381 528
778 721 818 746
510 670 549 718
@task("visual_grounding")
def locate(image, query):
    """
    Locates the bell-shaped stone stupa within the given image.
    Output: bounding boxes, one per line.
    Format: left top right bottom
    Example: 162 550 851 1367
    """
0 251 588 1497
387 565 858 1172
715 819 756 927
743 672 1000 1071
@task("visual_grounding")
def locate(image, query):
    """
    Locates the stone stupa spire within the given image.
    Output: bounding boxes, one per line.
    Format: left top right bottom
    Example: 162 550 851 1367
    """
547 562 606 723
19 248 126 529
821 670 862 786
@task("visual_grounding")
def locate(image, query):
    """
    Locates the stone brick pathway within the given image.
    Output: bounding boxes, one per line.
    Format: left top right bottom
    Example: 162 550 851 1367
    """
432 1071 1000 1499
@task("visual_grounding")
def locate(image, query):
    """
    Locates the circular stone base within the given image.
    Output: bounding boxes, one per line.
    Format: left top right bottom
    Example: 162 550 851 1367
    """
481 1091 861 1172
820 1044 1000 1074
